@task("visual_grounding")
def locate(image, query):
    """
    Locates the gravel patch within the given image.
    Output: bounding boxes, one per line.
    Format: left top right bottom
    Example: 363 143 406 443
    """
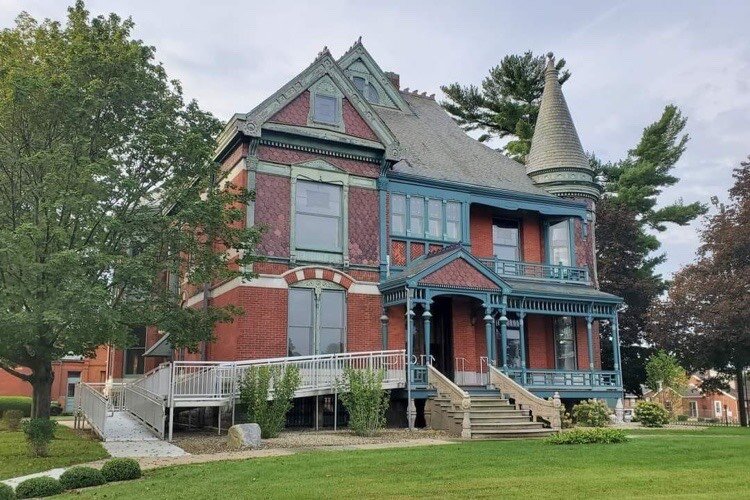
174 428 451 455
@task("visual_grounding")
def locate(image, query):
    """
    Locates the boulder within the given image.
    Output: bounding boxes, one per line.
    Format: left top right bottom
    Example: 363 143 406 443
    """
227 423 262 450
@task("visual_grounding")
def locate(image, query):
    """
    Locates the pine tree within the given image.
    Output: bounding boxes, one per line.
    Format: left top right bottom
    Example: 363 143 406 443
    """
440 51 569 161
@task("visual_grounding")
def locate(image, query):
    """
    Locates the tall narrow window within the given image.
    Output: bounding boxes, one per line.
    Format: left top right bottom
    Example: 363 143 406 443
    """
495 315 523 368
409 196 424 237
427 199 442 238
553 316 577 370
549 220 571 266
287 287 345 356
295 181 342 252
391 194 406 235
446 201 461 241
313 94 338 124
493 219 520 261
124 326 146 376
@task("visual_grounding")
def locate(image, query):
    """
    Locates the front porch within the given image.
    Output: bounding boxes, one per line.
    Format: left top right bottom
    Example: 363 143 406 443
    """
380 247 623 402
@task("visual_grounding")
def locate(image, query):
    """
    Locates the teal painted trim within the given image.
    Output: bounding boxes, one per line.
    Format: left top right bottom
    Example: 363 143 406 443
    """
261 130 382 163
378 174 388 279
507 291 622 305
530 389 623 400
387 173 588 219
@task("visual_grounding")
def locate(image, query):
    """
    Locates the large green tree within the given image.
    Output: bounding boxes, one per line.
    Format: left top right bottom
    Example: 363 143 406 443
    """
0 3 260 418
442 54 706 394
649 158 750 426
441 51 569 161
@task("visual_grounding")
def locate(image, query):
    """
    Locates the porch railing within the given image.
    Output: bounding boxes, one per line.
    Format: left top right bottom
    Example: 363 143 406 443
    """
75 382 108 438
506 368 621 388
478 257 589 284
124 384 166 438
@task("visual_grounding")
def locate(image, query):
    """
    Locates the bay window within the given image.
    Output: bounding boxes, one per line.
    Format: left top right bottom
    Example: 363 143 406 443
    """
446 201 461 241
391 194 406 235
427 199 442 238
409 196 424 237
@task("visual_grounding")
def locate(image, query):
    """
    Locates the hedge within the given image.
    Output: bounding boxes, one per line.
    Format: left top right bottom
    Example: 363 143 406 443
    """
59 466 107 490
0 397 32 418
14 477 63 499
100 458 142 482
0 483 15 500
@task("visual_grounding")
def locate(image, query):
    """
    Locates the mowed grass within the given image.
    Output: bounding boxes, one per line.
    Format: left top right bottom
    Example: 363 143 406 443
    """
0 424 109 480
61 427 750 499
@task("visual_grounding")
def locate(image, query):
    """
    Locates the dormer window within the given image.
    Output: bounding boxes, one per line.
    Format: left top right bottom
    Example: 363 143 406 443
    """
352 76 380 104
312 94 338 125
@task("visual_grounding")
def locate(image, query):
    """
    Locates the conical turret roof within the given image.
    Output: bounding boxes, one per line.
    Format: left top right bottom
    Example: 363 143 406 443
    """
526 53 599 200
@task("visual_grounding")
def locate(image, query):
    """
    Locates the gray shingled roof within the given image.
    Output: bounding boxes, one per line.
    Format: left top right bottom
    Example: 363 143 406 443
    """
526 56 590 174
375 93 554 196
502 278 622 302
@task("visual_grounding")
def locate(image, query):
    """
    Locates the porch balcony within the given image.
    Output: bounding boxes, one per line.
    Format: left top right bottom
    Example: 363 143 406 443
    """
477 257 589 285
506 368 621 390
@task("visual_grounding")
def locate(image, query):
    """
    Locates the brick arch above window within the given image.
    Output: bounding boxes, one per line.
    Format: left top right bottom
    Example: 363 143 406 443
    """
282 266 355 290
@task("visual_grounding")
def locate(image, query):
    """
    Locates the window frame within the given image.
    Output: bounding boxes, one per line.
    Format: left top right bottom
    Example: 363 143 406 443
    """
287 282 347 357
388 193 463 243
294 179 344 253
390 193 407 236
426 198 443 238
408 195 425 237
123 326 146 377
311 93 339 126
547 219 574 266
351 75 380 104
553 316 578 370
492 218 521 261
307 76 345 132
445 201 462 242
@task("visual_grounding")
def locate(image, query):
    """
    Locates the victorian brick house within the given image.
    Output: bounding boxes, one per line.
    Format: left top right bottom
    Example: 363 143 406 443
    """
136 40 625 419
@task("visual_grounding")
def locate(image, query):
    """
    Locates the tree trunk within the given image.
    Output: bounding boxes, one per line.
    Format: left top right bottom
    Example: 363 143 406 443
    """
30 363 54 419
737 368 749 427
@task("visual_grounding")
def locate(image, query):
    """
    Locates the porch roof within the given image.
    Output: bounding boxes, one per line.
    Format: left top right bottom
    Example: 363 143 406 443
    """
503 278 622 303
143 333 172 357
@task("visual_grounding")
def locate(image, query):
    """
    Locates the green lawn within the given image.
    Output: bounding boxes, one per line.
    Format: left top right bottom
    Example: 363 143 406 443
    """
0 425 109 480
60 427 750 499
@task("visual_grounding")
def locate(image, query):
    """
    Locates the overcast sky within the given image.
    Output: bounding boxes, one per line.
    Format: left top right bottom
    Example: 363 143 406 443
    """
2 0 748 278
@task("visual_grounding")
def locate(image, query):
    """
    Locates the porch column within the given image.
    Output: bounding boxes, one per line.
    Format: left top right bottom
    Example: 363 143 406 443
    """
613 314 622 375
483 306 493 366
380 309 389 351
519 312 527 380
500 308 508 370
406 297 416 430
423 306 432 364
586 315 595 386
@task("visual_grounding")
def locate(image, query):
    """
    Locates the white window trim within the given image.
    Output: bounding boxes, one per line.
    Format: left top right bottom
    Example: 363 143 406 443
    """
287 280 347 356
307 76 345 132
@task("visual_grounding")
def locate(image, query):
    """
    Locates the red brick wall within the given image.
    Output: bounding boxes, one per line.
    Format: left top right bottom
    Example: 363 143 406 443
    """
347 294 382 351
469 205 493 258
575 317 601 369
451 298 483 371
391 240 406 266
522 214 543 262
348 187 379 266
268 91 379 142
255 173 290 258
257 145 380 178
420 258 499 289
387 305 406 351
526 315 554 369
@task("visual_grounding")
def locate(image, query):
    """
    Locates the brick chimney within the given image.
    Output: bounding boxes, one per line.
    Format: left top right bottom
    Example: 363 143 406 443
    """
385 71 400 91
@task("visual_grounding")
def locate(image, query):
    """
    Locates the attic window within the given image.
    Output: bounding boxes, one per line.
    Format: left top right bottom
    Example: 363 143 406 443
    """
352 76 379 104
313 94 338 125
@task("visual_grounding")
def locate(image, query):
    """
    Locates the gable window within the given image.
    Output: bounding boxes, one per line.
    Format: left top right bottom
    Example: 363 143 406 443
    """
295 180 342 252
409 196 424 237
288 287 345 356
352 76 380 104
312 94 339 125
493 219 520 261
553 316 577 370
391 194 406 235
446 201 461 241
427 199 442 238
549 220 572 266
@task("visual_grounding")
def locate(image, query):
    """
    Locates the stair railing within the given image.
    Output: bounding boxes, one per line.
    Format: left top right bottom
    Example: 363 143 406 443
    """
426 364 472 438
488 364 561 430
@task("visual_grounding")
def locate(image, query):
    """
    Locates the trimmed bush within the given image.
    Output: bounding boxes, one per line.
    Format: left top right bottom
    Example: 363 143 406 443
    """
546 428 628 445
635 401 671 428
2 409 24 431
49 402 63 417
338 368 390 437
0 483 15 500
571 399 611 427
14 477 63 499
677 414 689 422
239 365 301 439
0 397 32 418
22 418 57 457
100 458 142 482
59 466 106 490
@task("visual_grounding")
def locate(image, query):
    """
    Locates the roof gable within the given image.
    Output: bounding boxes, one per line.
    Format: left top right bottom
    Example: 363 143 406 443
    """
242 49 402 161
420 257 501 290
337 41 411 113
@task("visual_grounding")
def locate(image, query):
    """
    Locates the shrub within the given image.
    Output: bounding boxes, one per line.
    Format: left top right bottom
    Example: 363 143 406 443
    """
22 418 57 457
239 365 301 439
49 402 63 416
14 477 63 499
3 410 24 431
677 414 689 422
0 397 32 418
59 466 107 490
635 401 671 427
558 405 574 429
338 368 390 437
0 483 15 500
100 458 142 482
571 399 611 427
546 428 628 445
